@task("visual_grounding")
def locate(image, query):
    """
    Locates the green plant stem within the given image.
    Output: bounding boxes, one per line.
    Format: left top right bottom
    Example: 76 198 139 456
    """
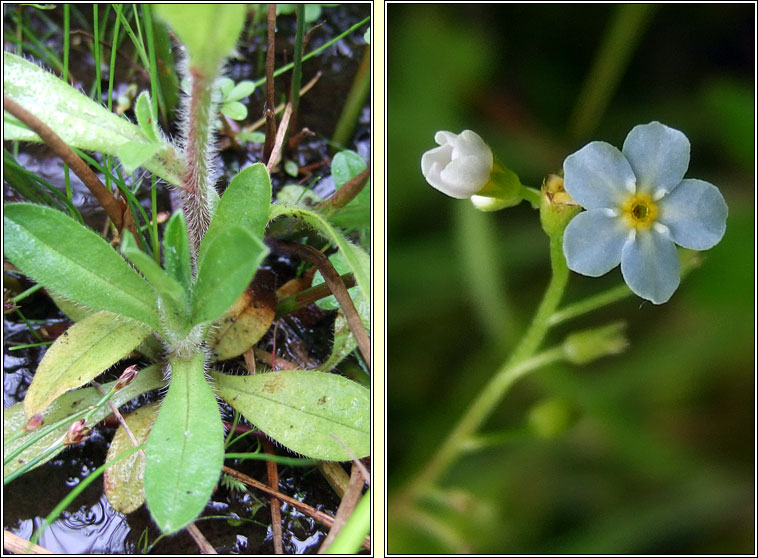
324 490 371 555
287 5 306 133
252 16 371 89
567 4 654 141
332 45 370 148
409 233 569 492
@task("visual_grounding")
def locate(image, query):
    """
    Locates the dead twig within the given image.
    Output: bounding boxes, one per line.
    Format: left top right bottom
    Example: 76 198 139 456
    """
186 523 217 554
3 530 53 554
318 463 367 553
221 465 371 551
317 165 371 214
262 438 283 554
245 72 321 133
3 96 134 236
271 241 370 369
253 347 298 370
266 102 293 173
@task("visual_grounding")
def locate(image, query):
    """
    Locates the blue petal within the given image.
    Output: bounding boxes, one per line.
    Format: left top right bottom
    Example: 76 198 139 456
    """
563 141 636 209
622 122 690 196
658 179 728 250
563 209 629 276
620 228 680 304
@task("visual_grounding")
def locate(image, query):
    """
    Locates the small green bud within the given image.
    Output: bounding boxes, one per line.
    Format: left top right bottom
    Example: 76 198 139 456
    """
540 174 581 238
563 321 628 365
528 397 577 439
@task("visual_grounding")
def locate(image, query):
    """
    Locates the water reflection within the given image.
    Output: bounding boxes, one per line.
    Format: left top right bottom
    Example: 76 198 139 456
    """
11 494 131 554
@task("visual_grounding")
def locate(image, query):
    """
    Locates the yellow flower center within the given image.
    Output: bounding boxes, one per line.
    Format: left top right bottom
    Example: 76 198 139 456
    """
620 192 658 230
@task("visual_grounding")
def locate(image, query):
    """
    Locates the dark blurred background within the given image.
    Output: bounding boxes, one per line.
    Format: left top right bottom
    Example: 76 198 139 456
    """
387 4 754 554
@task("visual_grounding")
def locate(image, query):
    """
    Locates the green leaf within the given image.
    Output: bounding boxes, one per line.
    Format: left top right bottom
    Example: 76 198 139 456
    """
116 141 161 175
199 162 272 263
192 226 268 325
144 353 225 534
212 370 370 460
47 290 96 322
121 232 189 327
269 204 371 301
134 91 160 143
220 100 247 121
104 402 160 514
162 211 192 294
3 51 182 185
24 310 153 417
284 159 299 177
4 204 162 330
237 131 265 145
154 4 247 77
329 150 370 229
4 364 165 479
226 80 255 102
216 77 235 98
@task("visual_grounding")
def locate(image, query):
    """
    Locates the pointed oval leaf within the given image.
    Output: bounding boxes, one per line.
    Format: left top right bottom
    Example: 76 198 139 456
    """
162 210 192 294
3 51 181 185
134 91 160 143
104 402 160 514
208 281 276 361
192 226 268 325
4 204 162 329
226 80 256 102
120 232 189 328
4 364 165 479
24 310 153 417
212 370 370 460
154 4 246 76
144 353 225 534
116 141 161 175
199 163 272 263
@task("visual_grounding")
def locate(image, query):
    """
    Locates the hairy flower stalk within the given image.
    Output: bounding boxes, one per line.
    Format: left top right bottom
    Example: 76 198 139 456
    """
178 64 221 261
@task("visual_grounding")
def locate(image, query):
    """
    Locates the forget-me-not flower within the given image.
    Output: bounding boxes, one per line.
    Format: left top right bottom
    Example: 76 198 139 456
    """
421 130 494 199
562 121 728 304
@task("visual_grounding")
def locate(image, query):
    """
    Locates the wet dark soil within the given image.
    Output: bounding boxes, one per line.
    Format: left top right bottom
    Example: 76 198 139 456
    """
4 3 370 554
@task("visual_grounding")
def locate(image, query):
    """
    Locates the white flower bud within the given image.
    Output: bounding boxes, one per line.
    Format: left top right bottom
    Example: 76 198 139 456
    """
421 130 494 199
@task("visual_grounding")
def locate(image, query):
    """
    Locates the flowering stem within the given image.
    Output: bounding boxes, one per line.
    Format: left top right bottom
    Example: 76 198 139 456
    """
407 233 569 494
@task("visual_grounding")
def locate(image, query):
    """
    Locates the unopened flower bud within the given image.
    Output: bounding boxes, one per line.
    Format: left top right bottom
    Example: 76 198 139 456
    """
528 397 576 439
24 413 44 432
563 321 628 365
114 364 139 390
63 419 91 446
540 173 581 238
422 130 527 211
422 130 494 199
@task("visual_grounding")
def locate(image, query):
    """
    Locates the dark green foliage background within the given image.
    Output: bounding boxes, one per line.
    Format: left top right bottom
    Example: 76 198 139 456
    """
387 4 754 554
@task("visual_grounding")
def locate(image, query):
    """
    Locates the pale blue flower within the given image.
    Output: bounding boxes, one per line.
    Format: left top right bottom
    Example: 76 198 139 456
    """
562 122 728 304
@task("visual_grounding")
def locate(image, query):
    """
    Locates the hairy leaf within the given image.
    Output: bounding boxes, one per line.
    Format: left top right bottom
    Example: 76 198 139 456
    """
200 163 272 263
4 364 165 479
162 210 192 294
154 4 246 77
3 51 181 185
144 353 225 534
212 370 370 460
192 226 268 325
4 203 162 330
24 310 153 417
